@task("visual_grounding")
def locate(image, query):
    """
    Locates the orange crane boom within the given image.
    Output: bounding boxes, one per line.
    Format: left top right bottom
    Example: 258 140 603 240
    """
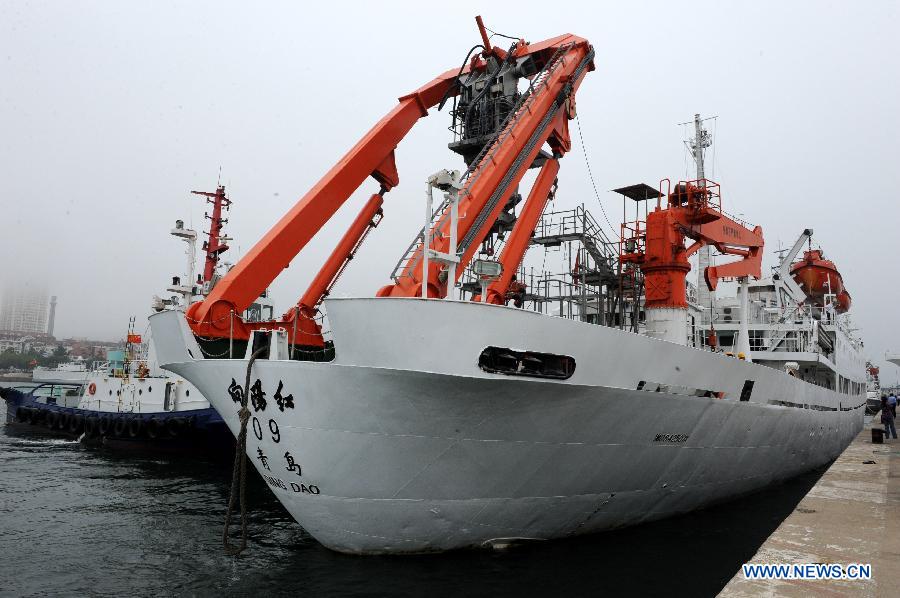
377 42 592 299
481 158 560 304
184 17 595 353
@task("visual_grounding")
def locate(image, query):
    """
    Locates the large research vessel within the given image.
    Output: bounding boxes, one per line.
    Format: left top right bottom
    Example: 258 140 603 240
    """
150 18 866 554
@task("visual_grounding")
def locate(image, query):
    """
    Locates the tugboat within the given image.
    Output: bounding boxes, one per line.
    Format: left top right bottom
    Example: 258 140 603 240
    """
2 186 268 450
149 17 866 554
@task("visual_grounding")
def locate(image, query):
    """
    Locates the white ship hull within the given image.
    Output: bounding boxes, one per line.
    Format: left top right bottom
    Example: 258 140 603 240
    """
150 298 865 554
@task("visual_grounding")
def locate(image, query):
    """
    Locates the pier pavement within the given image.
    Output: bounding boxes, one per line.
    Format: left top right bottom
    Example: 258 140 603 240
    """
720 417 899 597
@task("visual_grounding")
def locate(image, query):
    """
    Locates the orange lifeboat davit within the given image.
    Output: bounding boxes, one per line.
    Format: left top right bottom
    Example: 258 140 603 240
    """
790 249 852 313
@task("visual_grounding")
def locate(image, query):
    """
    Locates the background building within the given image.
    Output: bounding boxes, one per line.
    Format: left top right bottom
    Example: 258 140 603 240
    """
0 286 51 334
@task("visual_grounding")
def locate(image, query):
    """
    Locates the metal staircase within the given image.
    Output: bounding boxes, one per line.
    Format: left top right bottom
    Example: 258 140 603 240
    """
532 205 618 285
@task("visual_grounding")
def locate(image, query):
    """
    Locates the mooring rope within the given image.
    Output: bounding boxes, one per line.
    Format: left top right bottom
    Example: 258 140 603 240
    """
223 347 267 556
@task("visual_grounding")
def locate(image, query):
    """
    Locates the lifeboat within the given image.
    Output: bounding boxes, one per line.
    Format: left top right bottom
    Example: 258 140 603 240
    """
790 249 852 313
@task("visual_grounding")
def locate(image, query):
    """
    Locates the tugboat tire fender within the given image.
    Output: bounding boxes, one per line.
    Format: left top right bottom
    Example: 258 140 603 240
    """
84 417 98 438
69 413 84 433
166 417 187 438
15 406 28 422
146 418 162 439
127 417 142 438
113 417 127 437
58 412 71 430
45 410 58 429
98 416 112 435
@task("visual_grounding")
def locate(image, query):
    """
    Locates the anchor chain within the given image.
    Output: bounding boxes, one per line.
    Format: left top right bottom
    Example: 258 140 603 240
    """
223 347 267 556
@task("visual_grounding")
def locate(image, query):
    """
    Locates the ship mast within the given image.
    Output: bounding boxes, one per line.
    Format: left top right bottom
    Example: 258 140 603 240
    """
191 186 232 283
688 114 714 322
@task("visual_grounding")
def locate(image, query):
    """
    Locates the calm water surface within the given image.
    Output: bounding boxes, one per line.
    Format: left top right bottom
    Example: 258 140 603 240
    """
0 383 828 597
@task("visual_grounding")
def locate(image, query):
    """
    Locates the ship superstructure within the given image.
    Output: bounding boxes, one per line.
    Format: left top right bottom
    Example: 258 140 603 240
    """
149 17 866 554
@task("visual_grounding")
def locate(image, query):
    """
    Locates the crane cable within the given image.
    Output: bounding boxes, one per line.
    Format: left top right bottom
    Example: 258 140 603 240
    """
575 114 619 242
486 26 522 42
223 346 267 556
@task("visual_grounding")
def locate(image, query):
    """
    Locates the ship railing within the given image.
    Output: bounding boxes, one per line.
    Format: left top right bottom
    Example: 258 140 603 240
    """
127 359 155 378
665 178 723 214
526 275 606 323
535 206 615 251
699 328 810 353
619 218 646 259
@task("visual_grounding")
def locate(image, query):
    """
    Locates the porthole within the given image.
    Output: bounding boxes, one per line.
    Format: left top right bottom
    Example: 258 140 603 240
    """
138 389 142 395
109 390 112 396
148 386 152 393
186 390 190 397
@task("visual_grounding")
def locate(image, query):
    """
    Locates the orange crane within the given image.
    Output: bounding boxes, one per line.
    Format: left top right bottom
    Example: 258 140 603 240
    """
619 179 764 334
184 17 595 353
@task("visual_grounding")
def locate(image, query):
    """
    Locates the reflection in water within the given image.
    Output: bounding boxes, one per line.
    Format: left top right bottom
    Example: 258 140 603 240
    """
0 412 826 597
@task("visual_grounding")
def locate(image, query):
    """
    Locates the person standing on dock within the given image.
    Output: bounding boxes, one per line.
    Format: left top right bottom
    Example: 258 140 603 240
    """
888 392 898 418
882 396 898 440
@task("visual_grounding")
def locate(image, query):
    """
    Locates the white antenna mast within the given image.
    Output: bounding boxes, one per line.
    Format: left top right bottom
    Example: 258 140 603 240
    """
687 113 714 322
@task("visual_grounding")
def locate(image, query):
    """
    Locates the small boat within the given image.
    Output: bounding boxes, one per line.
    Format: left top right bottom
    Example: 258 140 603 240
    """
32 361 89 384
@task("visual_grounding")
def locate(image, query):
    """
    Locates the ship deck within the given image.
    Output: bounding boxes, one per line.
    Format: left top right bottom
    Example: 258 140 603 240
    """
720 416 900 596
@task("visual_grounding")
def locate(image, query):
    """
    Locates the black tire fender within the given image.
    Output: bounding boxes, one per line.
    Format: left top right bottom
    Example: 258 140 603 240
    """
127 417 143 438
28 407 44 423
69 413 84 434
165 417 187 438
146 418 162 439
84 417 99 438
46 410 59 429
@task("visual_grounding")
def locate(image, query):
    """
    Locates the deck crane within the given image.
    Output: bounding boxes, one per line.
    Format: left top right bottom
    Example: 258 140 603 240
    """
772 229 812 317
619 180 764 346
183 16 595 355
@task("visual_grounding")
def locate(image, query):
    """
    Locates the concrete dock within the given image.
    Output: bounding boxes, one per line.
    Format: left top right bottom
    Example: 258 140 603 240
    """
720 418 899 597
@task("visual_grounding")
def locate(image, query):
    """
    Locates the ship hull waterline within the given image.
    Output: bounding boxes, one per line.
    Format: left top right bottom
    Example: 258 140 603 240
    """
150 298 865 554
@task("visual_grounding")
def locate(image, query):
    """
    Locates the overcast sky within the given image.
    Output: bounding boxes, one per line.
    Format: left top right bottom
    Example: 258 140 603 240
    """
1 1 898 380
